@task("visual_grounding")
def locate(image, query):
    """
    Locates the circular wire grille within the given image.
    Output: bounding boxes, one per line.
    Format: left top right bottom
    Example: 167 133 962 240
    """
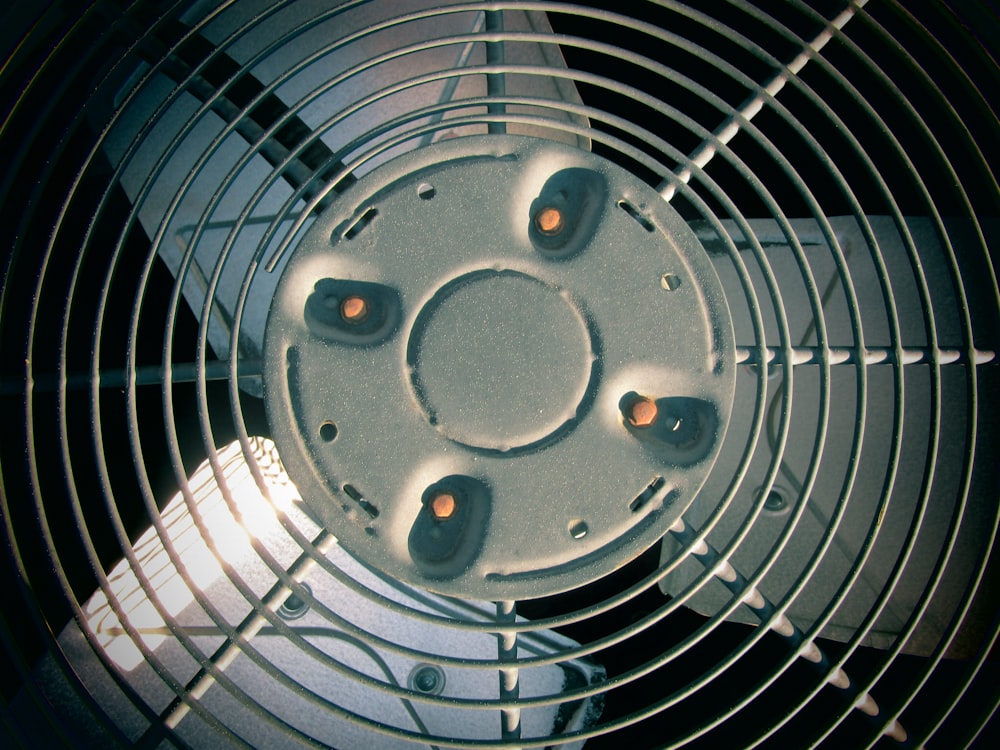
1 1 998 748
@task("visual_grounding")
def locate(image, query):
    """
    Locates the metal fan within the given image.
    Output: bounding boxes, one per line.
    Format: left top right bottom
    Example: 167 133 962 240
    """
1 1 997 748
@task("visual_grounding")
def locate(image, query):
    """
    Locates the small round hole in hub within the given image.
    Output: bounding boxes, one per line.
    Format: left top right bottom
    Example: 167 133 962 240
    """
569 520 589 539
417 182 436 200
318 421 338 442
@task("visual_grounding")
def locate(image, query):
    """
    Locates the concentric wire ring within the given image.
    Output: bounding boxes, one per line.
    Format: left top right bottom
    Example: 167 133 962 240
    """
1 1 997 748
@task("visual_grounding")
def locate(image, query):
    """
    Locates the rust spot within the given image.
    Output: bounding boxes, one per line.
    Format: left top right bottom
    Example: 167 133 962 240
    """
626 396 658 428
534 207 564 235
430 492 457 520
340 296 370 323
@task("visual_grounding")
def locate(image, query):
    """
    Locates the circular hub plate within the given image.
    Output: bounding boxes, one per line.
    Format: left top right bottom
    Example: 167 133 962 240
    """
263 136 735 599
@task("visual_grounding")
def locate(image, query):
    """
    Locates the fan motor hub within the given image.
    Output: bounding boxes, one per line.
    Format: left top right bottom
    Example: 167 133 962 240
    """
262 136 736 599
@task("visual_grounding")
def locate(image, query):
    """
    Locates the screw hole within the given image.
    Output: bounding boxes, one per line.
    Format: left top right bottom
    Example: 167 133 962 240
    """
319 421 338 442
277 583 312 620
408 664 445 695
661 273 681 291
569 520 589 539
417 182 436 200
763 489 787 513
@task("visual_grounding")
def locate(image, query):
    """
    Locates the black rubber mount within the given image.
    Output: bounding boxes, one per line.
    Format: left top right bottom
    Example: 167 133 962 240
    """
263 136 735 599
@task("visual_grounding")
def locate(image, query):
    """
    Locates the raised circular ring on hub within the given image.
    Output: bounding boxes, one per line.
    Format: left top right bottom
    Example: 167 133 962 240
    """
407 269 594 454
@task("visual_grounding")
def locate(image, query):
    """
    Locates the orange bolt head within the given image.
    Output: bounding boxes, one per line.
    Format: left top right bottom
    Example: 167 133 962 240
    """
534 207 564 235
627 397 658 428
430 492 457 520
340 296 370 323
